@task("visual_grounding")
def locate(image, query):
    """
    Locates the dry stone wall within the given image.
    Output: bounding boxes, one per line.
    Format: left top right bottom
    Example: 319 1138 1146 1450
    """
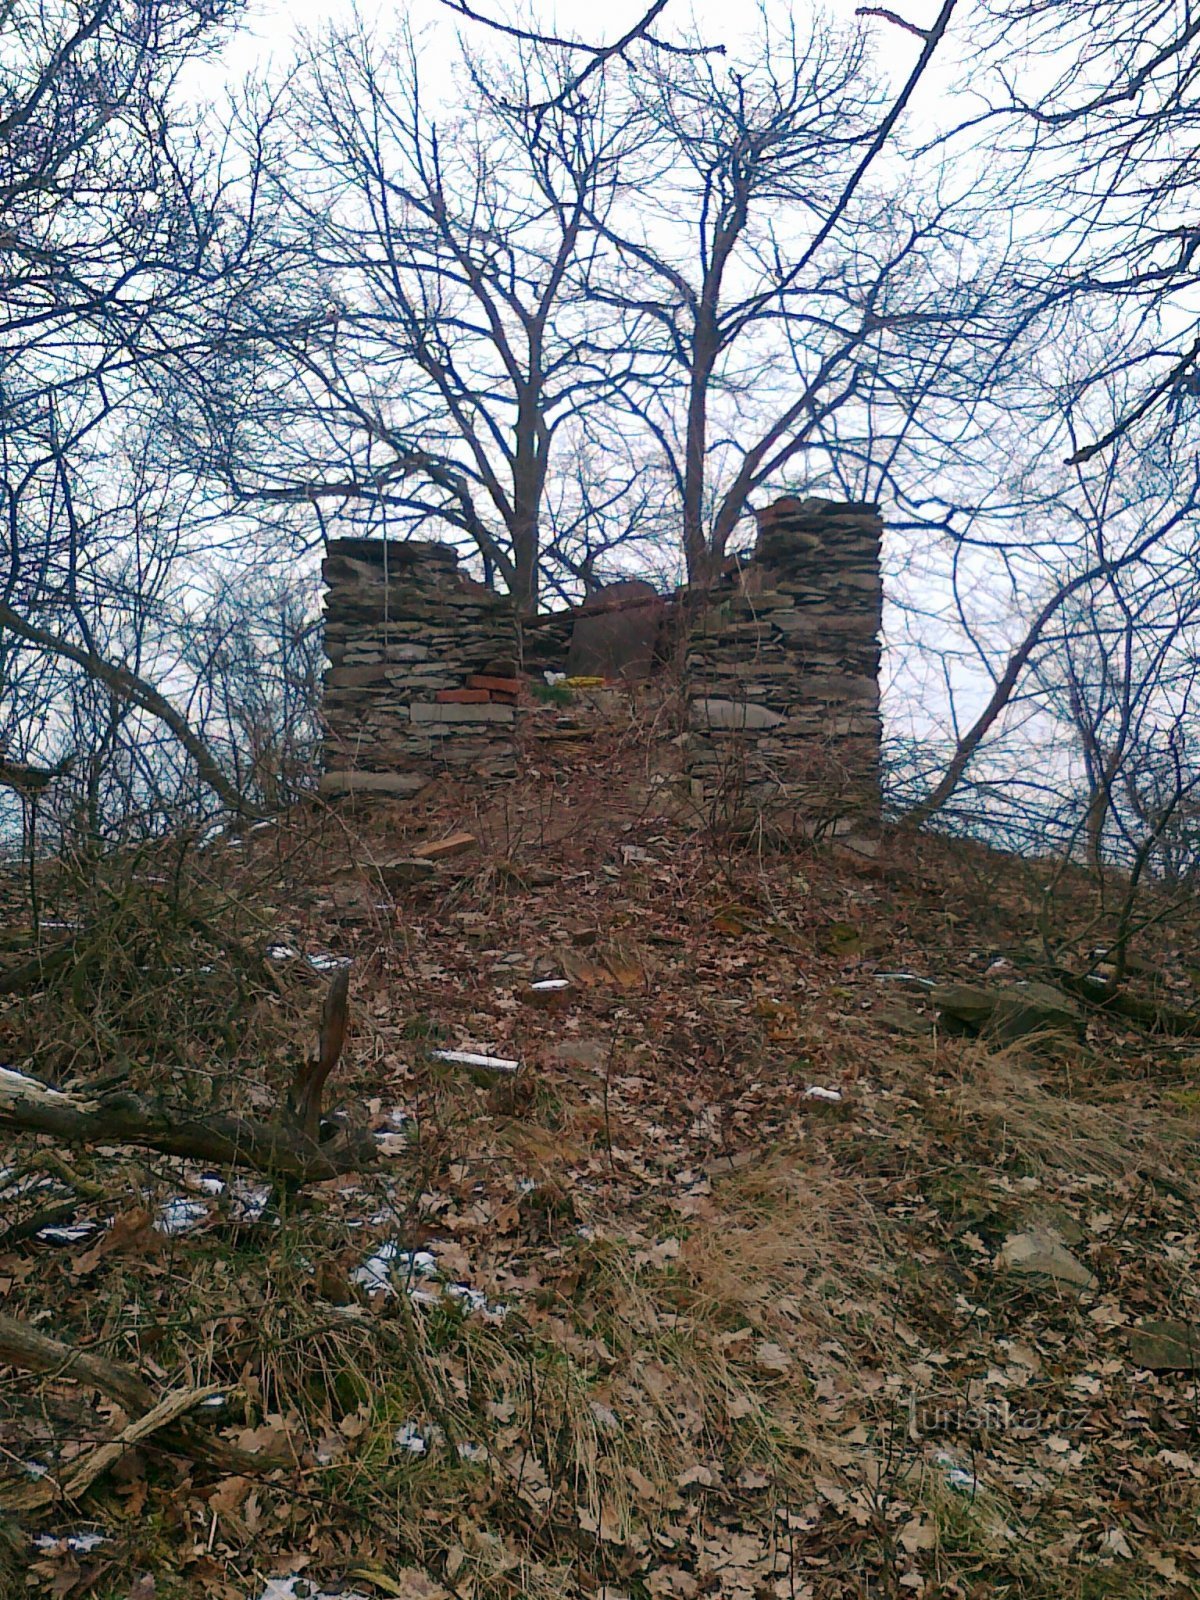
684 498 883 835
319 497 884 833
320 538 519 796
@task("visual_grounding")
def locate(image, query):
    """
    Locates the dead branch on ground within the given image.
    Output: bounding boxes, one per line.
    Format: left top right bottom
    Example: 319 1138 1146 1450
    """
0 1310 290 1501
0 972 372 1181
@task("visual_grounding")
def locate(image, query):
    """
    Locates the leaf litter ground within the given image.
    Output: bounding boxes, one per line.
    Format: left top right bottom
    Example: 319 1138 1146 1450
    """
4 729 1200 1598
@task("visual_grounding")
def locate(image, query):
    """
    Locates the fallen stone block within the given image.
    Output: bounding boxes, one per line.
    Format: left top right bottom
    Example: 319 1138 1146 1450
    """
998 1231 1096 1290
319 770 428 797
410 702 515 724
376 857 437 888
934 981 1083 1043
689 698 785 731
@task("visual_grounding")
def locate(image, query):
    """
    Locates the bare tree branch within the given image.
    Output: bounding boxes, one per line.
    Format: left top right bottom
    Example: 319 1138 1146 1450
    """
0 601 263 817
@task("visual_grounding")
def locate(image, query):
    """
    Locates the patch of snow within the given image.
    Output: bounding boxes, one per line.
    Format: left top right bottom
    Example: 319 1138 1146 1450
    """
254 1580 370 1600
266 944 298 962
934 1449 980 1495
377 1100 416 1152
351 1242 506 1320
156 1197 210 1236
351 1243 438 1294
226 1180 272 1225
0 1170 54 1200
394 1421 427 1455
32 1530 108 1554
529 979 569 992
37 1221 101 1244
456 1440 487 1462
445 1283 507 1321
804 1086 843 1102
307 951 352 973
171 1175 271 1226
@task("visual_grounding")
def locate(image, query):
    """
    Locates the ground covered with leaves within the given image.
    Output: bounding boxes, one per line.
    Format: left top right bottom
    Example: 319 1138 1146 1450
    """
3 729 1200 1599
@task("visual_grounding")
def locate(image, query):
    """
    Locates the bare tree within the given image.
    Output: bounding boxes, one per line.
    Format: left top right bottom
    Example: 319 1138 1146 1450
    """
1 0 284 821
224 19 656 610
897 348 1200 842
962 0 1200 465
581 4 986 585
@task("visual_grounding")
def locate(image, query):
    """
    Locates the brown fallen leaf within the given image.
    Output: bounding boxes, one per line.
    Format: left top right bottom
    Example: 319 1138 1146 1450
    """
75 1207 162 1273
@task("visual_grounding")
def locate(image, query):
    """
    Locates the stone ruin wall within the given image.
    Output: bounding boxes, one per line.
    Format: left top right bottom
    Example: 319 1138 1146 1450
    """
319 497 884 835
684 497 883 836
321 538 520 797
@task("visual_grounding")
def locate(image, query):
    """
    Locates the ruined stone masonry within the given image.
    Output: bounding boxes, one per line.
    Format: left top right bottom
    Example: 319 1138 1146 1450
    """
319 497 884 835
684 497 883 836
320 538 519 797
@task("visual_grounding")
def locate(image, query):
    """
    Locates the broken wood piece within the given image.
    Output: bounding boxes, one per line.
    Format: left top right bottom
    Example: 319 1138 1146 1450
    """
432 1049 520 1075
523 979 570 1010
0 1310 287 1485
412 832 477 861
290 967 351 1143
6 1382 226 1511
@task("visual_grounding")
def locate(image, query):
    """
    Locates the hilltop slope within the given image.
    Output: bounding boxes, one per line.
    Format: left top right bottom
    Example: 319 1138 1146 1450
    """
4 730 1200 1599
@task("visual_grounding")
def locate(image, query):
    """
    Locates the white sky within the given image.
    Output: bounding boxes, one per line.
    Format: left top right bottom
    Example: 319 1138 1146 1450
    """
214 0 962 102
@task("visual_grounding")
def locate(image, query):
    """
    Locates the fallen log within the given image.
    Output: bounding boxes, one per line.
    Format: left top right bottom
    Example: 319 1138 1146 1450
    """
0 1310 289 1492
1053 970 1200 1037
0 970 372 1182
0 1066 374 1182
7 1383 226 1512
0 939 78 996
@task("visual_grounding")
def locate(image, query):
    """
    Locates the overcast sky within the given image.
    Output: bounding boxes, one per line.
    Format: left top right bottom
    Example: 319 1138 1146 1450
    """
214 0 964 104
